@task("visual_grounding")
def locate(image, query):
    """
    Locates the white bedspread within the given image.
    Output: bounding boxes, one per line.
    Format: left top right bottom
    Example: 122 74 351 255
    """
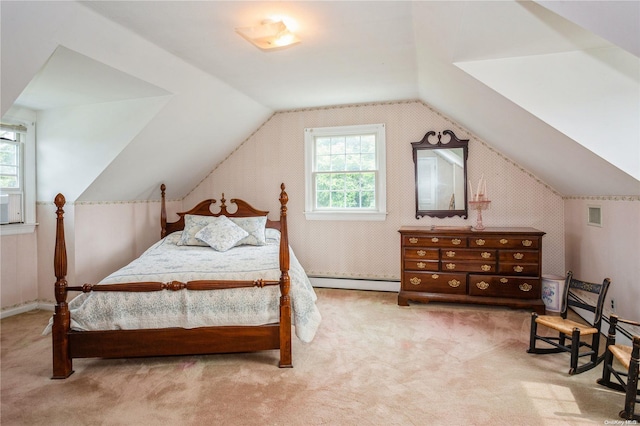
44 231 321 343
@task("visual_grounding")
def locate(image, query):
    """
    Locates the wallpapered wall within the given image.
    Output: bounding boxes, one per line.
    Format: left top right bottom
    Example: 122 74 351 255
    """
2 100 565 311
564 197 640 329
11 101 636 328
32 199 183 305
184 101 565 280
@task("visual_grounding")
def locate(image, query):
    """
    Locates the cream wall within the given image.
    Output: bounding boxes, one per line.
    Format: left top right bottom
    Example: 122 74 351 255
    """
33 199 183 305
185 101 565 281
0 232 38 312
564 197 640 324
74 201 169 287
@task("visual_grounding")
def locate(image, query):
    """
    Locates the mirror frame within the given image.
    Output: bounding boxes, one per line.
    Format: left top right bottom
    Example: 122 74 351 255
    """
412 129 469 219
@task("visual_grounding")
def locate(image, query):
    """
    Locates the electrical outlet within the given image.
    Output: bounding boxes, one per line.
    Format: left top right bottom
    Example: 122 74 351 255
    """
610 298 615 312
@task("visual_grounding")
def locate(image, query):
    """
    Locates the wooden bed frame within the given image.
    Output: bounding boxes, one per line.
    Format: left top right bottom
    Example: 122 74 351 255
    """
52 183 293 379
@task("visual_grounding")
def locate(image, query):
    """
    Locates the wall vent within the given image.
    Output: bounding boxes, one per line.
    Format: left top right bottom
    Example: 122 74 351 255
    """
587 205 602 227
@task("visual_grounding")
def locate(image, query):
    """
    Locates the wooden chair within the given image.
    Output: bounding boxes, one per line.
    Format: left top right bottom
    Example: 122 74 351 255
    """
527 271 611 375
597 314 640 421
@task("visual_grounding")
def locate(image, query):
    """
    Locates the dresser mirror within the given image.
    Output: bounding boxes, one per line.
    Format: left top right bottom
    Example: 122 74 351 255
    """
412 130 469 219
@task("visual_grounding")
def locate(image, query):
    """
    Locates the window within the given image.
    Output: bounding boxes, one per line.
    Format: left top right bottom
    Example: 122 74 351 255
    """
0 117 35 235
304 124 387 221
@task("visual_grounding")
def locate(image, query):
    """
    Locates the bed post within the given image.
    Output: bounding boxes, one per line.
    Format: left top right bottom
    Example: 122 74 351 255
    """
278 183 293 368
52 194 73 379
160 184 167 239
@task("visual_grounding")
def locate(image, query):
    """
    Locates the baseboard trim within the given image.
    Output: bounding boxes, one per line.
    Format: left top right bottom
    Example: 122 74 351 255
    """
1 302 38 319
309 277 400 292
38 302 55 312
0 302 54 319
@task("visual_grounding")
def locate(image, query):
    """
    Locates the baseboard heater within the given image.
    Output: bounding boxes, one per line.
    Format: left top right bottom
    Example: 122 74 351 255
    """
309 276 400 293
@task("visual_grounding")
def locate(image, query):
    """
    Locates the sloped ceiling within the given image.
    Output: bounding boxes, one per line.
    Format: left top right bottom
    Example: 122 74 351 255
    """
1 1 638 202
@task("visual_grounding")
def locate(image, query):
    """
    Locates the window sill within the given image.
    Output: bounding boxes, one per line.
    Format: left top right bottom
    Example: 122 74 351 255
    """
304 211 387 221
0 223 37 236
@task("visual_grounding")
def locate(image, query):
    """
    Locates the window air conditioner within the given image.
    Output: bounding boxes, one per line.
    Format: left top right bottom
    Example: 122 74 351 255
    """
0 194 8 224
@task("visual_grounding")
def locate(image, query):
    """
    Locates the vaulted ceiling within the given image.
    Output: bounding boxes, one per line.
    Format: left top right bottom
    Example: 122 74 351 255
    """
1 1 638 202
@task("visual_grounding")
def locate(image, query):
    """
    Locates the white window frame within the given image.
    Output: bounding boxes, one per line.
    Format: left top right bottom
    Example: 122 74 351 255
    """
0 113 36 236
304 123 387 221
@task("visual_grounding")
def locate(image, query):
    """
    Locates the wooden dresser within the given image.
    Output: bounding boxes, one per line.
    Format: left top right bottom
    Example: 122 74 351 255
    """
398 227 546 313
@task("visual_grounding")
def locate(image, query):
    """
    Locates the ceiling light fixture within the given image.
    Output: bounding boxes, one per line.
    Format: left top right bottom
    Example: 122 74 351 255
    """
236 19 300 51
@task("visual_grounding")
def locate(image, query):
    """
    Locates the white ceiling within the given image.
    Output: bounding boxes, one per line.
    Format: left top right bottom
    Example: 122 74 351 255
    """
2 1 639 201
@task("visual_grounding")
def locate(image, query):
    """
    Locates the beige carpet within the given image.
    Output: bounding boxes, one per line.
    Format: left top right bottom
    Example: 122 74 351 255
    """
0 288 628 425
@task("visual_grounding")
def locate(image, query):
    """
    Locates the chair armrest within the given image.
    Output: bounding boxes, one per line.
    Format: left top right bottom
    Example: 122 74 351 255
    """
616 317 640 328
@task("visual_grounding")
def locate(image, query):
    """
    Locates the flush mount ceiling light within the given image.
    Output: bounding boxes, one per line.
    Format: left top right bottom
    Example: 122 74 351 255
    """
236 19 300 51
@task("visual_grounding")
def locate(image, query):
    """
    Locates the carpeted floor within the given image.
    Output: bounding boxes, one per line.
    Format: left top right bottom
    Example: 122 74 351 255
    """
0 288 629 425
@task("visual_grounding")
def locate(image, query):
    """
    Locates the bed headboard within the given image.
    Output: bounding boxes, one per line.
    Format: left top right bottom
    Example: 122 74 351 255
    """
160 184 281 238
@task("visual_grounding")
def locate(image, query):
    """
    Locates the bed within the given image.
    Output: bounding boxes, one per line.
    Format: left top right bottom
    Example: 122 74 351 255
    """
49 183 321 379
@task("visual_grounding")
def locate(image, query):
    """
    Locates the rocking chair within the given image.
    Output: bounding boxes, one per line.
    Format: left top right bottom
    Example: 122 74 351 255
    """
597 314 639 421
527 271 611 375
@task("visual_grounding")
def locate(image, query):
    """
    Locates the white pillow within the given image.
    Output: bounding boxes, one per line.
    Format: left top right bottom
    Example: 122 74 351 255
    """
195 216 249 252
229 216 268 246
178 214 217 246
265 228 280 244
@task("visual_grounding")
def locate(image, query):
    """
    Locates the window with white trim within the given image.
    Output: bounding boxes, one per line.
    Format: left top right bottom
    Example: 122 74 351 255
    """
0 116 36 235
304 123 387 221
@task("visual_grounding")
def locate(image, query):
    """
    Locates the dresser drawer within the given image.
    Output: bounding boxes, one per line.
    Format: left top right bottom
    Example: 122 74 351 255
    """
441 248 496 261
404 260 439 271
404 248 439 260
441 261 496 273
497 263 539 275
470 236 540 249
403 235 466 247
469 275 541 299
499 250 539 263
403 272 467 294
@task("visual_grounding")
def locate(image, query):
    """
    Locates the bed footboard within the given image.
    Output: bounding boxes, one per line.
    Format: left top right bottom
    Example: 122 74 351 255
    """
51 184 293 378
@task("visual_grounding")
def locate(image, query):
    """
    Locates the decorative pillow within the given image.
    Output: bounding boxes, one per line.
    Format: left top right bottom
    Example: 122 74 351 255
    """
265 228 280 244
178 215 217 246
229 216 268 246
195 216 248 252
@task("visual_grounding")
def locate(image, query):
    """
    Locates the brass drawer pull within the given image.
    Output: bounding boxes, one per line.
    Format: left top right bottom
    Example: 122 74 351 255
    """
452 239 462 245
513 266 524 273
500 278 509 283
519 283 532 292
410 277 421 285
431 237 439 243
481 252 491 259
417 250 427 257
446 251 456 258
409 238 418 244
446 263 456 270
476 281 489 290
481 265 491 272
448 279 461 288
475 239 485 246
522 240 532 247
431 274 439 279
500 239 508 244
417 262 426 269
513 253 524 260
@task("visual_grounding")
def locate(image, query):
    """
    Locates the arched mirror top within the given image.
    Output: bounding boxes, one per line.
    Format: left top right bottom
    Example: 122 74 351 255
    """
412 130 469 219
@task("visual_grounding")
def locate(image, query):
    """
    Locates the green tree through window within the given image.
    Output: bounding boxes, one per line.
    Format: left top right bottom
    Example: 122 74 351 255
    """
305 124 387 221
